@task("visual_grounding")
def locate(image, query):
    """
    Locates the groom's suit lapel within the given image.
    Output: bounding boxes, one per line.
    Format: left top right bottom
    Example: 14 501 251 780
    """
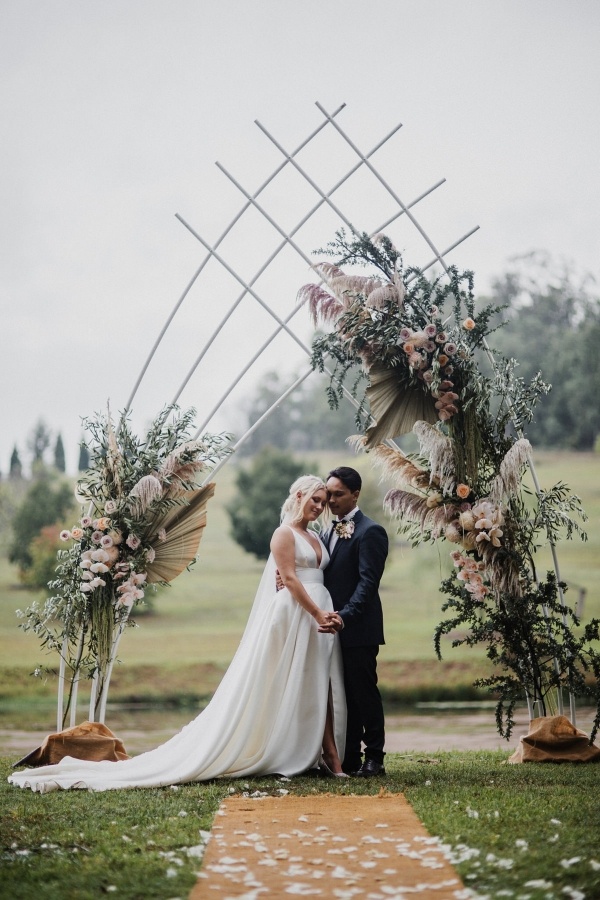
328 509 364 564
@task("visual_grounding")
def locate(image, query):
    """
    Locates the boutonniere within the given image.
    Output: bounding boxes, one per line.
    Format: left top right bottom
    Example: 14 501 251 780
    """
334 520 355 539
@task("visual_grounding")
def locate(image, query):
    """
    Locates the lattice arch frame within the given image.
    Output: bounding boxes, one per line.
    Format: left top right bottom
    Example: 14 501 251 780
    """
60 102 574 730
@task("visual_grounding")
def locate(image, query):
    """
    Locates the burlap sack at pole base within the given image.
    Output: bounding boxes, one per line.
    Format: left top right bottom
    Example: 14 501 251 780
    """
12 721 130 768
508 714 600 763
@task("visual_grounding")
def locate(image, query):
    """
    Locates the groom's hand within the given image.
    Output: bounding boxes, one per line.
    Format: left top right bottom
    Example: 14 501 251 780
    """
318 612 343 633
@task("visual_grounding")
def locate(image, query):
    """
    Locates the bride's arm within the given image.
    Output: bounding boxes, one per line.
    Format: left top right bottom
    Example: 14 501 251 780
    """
271 527 331 628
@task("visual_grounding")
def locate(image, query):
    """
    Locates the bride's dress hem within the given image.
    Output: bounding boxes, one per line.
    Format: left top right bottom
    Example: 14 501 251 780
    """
8 532 346 794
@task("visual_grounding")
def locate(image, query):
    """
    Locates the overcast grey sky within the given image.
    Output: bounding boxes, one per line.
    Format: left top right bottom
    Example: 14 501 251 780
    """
1 0 599 475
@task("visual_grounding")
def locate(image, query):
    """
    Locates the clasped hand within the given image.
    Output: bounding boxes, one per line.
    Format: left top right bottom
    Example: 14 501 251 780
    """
317 611 343 634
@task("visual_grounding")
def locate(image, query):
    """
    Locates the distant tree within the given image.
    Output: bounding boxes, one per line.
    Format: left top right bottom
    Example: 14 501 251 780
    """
22 524 63 589
227 447 312 559
8 474 74 573
53 434 66 472
484 253 600 449
239 370 360 456
78 441 90 472
27 420 51 470
9 446 22 479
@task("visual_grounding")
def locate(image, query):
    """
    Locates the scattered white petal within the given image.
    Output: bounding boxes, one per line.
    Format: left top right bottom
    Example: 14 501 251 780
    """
495 858 514 870
562 889 585 900
105 888 117 894
375 823 389 828
278 789 290 795
298 816 309 822
515 839 529 851
590 859 600 870
560 857 582 868
178 810 188 817
121 835 131 843
170 785 180 791
165 867 178 878
425 779 432 786
185 844 207 859
548 833 560 843
279 776 291 782
466 806 479 819
551 818 562 825
284 884 321 895
525 880 552 889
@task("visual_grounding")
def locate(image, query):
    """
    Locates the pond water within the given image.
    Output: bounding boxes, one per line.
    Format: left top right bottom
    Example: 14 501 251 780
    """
1 702 596 759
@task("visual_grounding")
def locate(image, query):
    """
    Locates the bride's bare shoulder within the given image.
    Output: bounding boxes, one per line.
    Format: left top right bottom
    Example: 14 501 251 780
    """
271 524 294 544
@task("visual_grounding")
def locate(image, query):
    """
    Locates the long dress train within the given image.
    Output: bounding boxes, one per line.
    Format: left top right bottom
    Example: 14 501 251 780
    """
8 530 345 793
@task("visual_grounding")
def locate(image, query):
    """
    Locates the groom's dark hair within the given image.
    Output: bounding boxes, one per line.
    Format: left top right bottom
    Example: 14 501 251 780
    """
327 466 362 493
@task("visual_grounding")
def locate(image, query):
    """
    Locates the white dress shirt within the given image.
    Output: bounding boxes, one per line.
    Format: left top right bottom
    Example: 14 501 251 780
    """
327 506 359 553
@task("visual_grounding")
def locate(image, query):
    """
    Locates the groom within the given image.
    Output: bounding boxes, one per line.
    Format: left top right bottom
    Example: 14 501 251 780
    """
321 466 389 777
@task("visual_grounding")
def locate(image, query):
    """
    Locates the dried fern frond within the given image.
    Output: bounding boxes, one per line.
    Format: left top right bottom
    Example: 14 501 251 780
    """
365 362 438 447
370 444 431 490
413 421 456 494
481 547 523 599
489 439 532 504
105 409 123 498
159 441 207 481
128 474 163 515
297 284 346 326
346 434 367 453
384 488 454 536
311 262 346 282
328 274 382 300
366 283 401 310
145 483 215 584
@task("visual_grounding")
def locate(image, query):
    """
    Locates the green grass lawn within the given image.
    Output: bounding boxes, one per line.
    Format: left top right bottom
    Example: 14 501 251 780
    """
1 450 598 710
2 752 599 900
1 451 599 899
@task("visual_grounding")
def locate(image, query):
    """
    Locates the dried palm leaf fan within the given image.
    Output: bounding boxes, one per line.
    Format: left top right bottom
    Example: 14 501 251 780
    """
144 482 216 584
365 361 438 448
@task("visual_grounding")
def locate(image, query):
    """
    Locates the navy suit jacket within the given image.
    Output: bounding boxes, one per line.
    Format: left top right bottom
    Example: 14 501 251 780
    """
322 510 388 649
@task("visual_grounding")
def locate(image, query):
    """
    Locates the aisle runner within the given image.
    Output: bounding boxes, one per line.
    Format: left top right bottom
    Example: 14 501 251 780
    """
190 793 466 898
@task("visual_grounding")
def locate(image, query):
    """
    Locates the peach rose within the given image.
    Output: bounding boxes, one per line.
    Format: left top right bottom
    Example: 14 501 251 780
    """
463 317 476 331
456 483 471 500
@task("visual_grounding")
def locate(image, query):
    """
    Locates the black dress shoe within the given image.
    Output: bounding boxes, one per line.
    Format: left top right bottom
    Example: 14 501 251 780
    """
356 759 386 777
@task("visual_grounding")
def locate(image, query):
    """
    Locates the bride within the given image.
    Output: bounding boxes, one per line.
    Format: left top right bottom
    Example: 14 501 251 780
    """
9 475 347 793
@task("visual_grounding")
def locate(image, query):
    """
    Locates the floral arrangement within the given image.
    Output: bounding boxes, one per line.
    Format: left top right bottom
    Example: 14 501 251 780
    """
19 405 230 725
303 230 600 740
333 520 355 540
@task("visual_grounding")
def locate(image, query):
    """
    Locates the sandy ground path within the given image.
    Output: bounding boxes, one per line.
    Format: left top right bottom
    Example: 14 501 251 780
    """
190 793 465 899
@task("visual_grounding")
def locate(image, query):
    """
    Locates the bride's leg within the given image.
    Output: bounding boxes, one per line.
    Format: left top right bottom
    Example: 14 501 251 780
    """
322 685 344 774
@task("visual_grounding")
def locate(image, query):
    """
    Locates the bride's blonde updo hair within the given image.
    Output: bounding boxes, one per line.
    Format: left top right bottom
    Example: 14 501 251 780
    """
280 474 327 526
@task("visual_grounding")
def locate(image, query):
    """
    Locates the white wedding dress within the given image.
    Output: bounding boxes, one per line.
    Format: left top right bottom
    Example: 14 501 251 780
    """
9 529 345 793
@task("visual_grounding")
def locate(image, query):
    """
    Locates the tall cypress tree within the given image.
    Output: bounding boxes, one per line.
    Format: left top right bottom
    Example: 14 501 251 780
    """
9 446 22 479
54 434 66 472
